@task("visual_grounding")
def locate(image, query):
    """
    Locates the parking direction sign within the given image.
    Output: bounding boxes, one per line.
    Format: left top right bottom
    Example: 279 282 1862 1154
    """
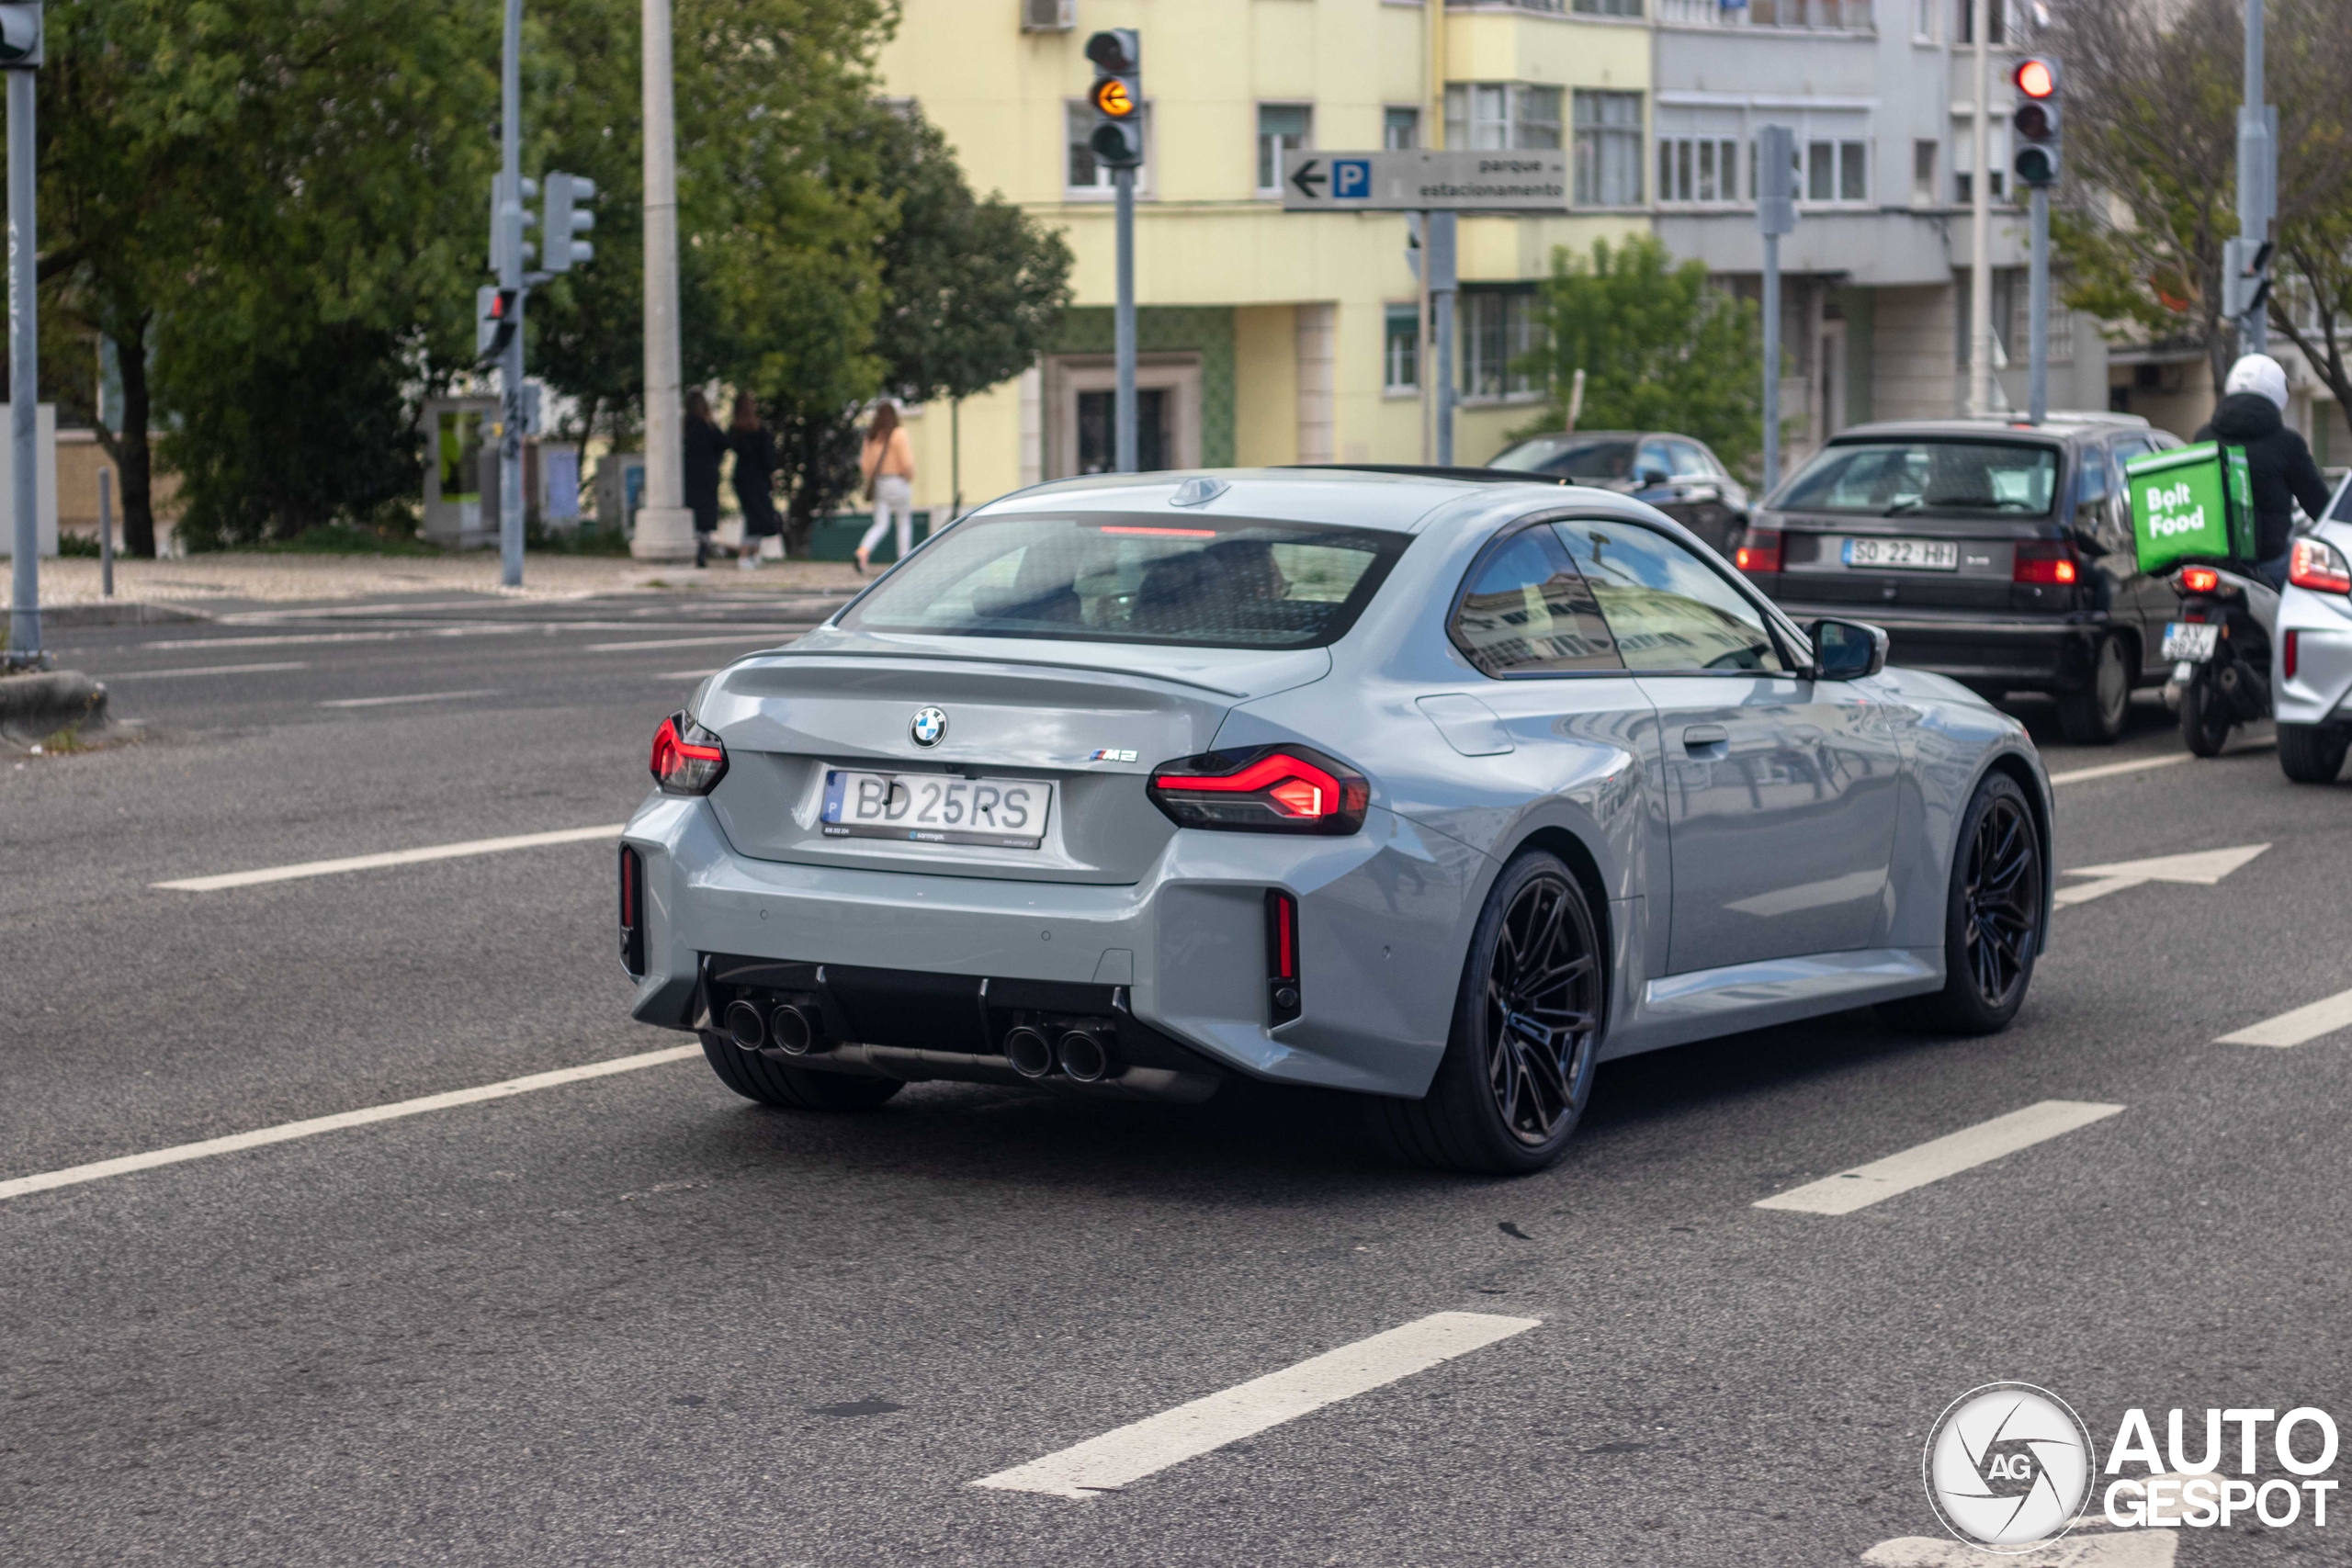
1281 149 1569 213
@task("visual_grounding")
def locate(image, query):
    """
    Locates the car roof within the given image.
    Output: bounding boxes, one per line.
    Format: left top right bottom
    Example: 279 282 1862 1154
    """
1830 415 2143 448
978 467 1590 535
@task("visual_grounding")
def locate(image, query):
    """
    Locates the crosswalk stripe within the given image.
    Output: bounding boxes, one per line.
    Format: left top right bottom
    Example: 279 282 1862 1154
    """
2216 986 2352 1047
1754 1100 2125 1215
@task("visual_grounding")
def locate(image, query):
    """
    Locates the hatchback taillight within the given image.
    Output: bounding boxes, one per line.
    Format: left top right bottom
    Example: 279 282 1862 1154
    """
2014 540 2079 586
1147 746 1369 835
1735 528 1781 574
2290 537 2352 594
650 712 728 795
618 845 647 977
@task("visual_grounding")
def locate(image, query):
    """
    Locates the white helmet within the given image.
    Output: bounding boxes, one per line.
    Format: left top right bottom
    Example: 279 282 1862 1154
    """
2224 353 2290 411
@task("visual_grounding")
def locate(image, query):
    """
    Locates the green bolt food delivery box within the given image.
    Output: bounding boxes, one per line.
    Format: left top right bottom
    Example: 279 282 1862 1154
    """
2124 442 2255 575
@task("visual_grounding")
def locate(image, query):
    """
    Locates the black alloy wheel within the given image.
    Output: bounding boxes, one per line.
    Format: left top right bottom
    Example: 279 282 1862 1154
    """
1371 851 1605 1174
1881 772 2043 1035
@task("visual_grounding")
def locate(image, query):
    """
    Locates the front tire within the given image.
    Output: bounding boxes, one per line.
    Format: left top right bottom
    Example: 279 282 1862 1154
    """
2278 722 2351 784
1880 772 2043 1035
2179 675 2233 757
700 1032 904 1111
2056 634 2130 745
1370 852 1604 1175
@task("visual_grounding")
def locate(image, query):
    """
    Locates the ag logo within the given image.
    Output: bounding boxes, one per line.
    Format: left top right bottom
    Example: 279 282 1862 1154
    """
1923 1383 2096 1552
910 706 948 748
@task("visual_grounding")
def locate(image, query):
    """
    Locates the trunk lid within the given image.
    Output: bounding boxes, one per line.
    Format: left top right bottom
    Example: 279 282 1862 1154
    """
1766 510 2064 613
693 628 1331 885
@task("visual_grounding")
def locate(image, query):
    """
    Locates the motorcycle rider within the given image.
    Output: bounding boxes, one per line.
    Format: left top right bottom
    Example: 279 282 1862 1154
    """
2194 353 2330 590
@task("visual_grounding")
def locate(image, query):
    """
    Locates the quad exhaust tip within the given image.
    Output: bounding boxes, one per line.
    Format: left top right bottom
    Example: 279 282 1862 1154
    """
1004 1025 1056 1079
723 998 767 1053
1057 1027 1111 1084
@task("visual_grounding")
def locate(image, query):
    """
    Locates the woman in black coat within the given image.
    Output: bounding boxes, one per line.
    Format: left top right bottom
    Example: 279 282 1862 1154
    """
729 393 782 570
682 389 727 569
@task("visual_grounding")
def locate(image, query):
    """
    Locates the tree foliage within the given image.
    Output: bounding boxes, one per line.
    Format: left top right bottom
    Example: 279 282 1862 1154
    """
1516 235 1764 475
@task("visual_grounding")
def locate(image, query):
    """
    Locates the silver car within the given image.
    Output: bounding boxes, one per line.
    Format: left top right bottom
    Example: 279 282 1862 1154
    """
618 469 2054 1174
2276 474 2352 782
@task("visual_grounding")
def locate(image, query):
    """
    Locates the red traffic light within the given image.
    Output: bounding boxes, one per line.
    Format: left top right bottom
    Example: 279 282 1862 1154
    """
2013 57 2056 98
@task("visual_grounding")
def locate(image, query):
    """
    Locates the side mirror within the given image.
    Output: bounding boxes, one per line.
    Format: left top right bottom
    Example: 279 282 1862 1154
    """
1807 617 1889 681
1635 467 1670 489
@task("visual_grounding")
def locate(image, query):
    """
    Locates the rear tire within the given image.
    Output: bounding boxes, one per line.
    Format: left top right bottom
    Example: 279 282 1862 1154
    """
1879 772 2043 1036
2055 634 2130 745
1369 852 1605 1176
2179 676 2233 757
700 1032 903 1111
2278 722 2351 784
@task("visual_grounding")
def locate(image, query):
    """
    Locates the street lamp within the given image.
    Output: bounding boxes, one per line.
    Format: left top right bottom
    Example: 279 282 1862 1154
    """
2 1 40 667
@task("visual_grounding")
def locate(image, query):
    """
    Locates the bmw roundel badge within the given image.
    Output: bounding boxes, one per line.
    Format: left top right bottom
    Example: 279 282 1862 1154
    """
910 706 948 747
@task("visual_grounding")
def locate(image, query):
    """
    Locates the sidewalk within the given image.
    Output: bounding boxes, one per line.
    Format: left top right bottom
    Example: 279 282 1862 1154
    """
4 552 869 615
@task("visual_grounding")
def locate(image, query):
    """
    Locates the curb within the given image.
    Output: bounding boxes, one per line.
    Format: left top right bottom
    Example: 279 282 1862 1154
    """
34 602 214 628
0 670 111 741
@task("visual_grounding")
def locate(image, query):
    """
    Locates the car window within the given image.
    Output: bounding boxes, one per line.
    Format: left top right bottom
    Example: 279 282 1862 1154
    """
1490 436 1636 480
1667 441 1712 479
1553 520 1788 674
1634 440 1675 482
1450 526 1622 676
2104 437 2147 497
1776 438 2061 517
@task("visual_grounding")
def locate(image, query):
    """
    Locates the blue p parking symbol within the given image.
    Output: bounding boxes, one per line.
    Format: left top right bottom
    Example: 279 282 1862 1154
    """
1333 159 1372 199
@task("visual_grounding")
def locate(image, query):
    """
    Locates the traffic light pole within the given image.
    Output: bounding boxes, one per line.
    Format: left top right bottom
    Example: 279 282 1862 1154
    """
6 59 36 662
1114 164 1136 474
2236 0 2271 355
496 0 526 589
1428 211 1456 467
1761 231 1781 494
2027 186 2050 423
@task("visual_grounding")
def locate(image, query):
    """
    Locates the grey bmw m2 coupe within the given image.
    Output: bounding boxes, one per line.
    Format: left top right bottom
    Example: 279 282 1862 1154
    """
619 468 2053 1173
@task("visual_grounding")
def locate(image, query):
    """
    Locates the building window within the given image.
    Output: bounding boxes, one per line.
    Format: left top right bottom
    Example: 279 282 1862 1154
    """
1384 107 1421 151
1915 0 1937 37
1749 0 1875 26
1385 304 1420 393
1956 0 2010 44
1954 167 2005 203
1257 104 1312 195
1445 83 1563 152
1912 140 1938 204
1659 135 1743 203
1573 90 1644 207
1804 139 1868 202
1572 0 1644 15
1461 288 1542 403
1067 101 1148 193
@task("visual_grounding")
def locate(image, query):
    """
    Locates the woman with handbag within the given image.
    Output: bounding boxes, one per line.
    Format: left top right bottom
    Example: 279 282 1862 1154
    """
854 401 916 575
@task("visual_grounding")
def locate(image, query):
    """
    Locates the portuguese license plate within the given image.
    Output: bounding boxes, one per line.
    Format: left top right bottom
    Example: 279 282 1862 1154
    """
1843 536 1960 571
821 771 1052 849
2162 621 2220 662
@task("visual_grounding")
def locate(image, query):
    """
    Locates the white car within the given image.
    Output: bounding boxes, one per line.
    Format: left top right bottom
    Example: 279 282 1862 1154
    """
2277 476 2352 782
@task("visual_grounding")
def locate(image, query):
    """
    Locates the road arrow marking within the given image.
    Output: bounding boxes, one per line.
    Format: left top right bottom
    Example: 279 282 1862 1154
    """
2052 842 2268 906
1288 157 1325 200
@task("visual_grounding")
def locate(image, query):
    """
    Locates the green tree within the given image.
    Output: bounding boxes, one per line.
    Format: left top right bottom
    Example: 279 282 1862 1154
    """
1516 235 1764 476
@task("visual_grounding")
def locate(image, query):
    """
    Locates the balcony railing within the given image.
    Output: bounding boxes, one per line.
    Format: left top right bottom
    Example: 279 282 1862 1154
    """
1657 0 1875 28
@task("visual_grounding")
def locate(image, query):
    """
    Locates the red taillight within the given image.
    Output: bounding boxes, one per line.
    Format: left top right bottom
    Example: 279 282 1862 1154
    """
2290 537 2352 594
2179 565 2222 594
650 711 728 795
1736 528 1782 573
617 845 647 976
2284 629 2301 681
1265 888 1301 1023
2014 540 2078 586
1148 746 1369 835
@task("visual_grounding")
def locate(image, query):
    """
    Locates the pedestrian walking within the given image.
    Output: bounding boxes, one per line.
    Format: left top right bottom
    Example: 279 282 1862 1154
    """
729 393 782 573
684 389 727 570
854 400 917 575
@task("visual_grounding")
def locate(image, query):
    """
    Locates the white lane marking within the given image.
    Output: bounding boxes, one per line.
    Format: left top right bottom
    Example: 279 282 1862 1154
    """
138 626 526 650
2047 752 2193 786
971 1311 1541 1501
0 1046 702 1204
97 660 312 680
318 688 500 709
1753 1100 2125 1216
1863 1529 2175 1565
2218 984 2352 1047
2054 843 2269 906
583 633 794 652
153 824 624 892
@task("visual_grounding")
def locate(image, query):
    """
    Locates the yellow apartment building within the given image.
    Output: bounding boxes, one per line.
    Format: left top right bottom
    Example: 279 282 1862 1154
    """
872 0 1653 518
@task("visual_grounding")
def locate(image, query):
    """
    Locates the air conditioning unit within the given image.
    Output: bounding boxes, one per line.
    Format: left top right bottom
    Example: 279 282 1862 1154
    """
1021 0 1075 31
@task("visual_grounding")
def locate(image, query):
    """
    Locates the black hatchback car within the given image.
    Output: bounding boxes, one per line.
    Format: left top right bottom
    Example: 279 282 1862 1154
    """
1735 414 2182 743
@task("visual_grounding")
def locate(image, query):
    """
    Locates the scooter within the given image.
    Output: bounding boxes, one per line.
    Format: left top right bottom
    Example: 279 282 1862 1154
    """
2162 562 2280 757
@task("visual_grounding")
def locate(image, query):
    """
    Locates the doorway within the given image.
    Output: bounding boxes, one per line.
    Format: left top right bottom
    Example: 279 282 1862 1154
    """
1045 354 1202 478
1076 388 1170 474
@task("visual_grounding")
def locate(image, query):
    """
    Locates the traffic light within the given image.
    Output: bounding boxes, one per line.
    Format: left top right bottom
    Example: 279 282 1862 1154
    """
0 4 42 68
1084 28 1143 169
2011 57 2062 188
540 172 596 274
477 285 518 362
488 174 538 275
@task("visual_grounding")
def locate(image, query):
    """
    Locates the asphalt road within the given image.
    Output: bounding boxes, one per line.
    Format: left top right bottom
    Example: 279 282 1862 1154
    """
5 588 2349 1567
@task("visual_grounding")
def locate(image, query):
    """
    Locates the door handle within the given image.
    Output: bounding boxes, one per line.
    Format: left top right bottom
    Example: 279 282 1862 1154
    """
1681 724 1729 751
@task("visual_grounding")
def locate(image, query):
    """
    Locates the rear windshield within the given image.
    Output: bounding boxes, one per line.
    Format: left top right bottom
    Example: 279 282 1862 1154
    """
840 513 1408 649
1490 437 1636 480
1776 439 2061 517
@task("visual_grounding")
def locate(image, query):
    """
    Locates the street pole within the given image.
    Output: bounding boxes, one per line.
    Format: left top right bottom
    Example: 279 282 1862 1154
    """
2027 185 2050 423
6 56 36 664
1762 232 1781 493
1114 164 1136 473
1757 125 1795 495
631 0 695 560
1968 0 1994 418
496 0 526 589
2236 0 2271 355
1430 210 1456 466
1418 214 1433 464
98 467 112 600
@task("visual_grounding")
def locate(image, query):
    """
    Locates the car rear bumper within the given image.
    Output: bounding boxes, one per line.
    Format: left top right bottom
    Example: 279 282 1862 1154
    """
619 793 1481 1100
2276 592 2352 727
1773 601 2113 692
